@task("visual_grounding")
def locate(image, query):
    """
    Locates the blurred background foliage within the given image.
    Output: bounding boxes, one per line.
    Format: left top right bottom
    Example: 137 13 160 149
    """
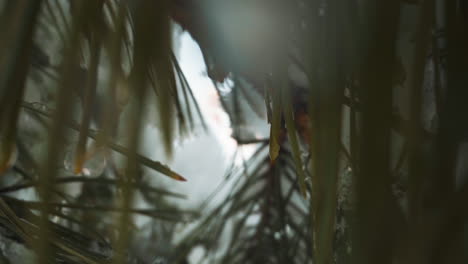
0 0 467 263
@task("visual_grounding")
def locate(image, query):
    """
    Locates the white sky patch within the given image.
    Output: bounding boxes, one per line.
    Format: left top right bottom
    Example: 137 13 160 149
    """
133 32 238 224
176 32 260 164
176 32 237 156
133 31 260 233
